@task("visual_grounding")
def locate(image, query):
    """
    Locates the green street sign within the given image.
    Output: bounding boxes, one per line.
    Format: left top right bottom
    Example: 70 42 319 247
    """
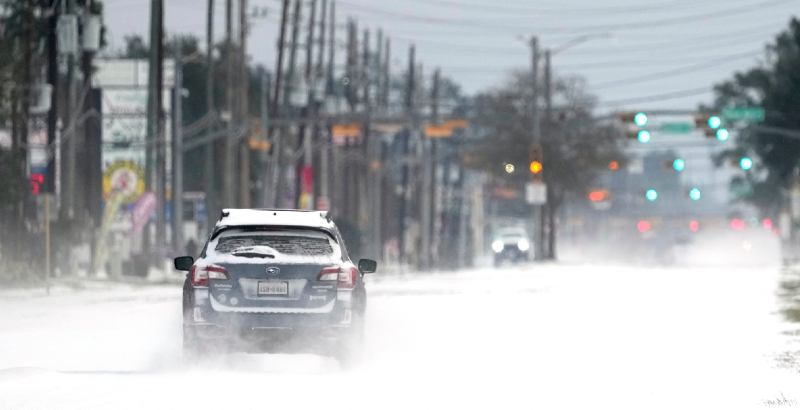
658 122 692 134
722 107 765 123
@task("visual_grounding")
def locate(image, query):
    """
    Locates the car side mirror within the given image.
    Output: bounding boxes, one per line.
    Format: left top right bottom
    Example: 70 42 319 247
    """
174 256 194 271
358 258 377 274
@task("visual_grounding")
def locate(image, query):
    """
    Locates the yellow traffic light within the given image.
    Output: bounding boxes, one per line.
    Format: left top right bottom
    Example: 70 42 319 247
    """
529 160 543 175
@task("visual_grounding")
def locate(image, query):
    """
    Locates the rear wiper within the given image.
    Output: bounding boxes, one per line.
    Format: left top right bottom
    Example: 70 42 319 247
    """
231 246 276 258
232 252 275 258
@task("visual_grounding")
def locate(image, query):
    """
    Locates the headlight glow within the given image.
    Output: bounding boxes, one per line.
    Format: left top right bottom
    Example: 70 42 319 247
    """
517 239 530 251
491 240 504 253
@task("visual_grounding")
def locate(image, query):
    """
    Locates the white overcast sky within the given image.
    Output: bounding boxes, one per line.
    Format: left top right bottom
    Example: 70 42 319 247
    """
103 0 799 111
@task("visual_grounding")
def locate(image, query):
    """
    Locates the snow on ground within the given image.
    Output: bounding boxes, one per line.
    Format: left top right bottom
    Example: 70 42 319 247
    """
0 264 799 409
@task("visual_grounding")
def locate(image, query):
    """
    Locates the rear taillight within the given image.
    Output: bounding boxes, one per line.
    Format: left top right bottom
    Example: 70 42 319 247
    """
338 266 358 289
191 265 229 287
317 265 358 289
317 266 340 282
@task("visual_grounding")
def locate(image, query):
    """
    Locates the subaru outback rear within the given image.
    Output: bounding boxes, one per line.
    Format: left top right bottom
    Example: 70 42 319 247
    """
174 209 377 365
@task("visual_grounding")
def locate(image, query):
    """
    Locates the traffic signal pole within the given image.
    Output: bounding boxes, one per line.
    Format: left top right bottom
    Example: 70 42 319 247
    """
529 36 544 261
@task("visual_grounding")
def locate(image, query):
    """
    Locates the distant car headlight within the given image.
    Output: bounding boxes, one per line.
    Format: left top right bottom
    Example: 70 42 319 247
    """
491 240 504 253
517 238 530 251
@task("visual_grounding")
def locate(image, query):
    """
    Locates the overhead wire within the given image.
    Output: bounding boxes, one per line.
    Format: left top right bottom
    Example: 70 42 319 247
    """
334 0 795 34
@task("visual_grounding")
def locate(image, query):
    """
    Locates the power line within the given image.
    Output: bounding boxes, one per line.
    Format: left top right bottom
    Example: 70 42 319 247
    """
334 0 794 34
600 86 712 106
439 49 764 73
394 0 728 15
590 50 762 90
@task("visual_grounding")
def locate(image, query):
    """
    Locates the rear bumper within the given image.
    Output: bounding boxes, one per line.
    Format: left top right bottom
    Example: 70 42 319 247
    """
186 288 356 336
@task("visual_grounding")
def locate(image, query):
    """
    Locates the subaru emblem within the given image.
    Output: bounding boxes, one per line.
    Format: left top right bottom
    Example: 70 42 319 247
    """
266 267 280 275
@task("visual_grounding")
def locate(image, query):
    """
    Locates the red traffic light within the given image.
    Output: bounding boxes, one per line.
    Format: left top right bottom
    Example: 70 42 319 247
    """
637 220 652 233
30 173 44 196
588 190 610 202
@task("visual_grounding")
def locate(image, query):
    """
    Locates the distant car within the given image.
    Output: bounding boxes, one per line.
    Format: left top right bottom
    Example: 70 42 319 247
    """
174 209 377 365
491 227 531 266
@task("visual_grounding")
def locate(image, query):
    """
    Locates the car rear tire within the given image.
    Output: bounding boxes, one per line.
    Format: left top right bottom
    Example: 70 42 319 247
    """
333 314 364 369
182 325 204 361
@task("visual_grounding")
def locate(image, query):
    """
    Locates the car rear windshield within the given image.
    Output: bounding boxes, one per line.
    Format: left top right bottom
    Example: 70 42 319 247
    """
214 231 335 256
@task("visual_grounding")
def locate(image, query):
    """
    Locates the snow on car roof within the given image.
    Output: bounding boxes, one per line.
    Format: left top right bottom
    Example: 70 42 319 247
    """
215 209 336 231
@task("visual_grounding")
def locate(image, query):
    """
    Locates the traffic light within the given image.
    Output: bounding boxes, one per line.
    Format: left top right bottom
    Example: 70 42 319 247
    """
645 189 658 202
633 112 648 127
694 113 728 140
529 160 543 175
739 156 753 170
618 111 648 127
618 111 650 143
30 173 44 196
588 189 610 202
689 220 700 232
608 160 620 171
689 187 701 201
672 158 685 172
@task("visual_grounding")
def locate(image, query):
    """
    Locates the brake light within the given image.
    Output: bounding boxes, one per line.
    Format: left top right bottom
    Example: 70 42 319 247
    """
191 265 229 287
317 266 340 282
338 266 358 289
317 265 358 289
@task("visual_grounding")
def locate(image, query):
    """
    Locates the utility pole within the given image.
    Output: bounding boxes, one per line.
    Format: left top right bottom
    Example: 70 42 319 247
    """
222 0 235 208
45 0 59 195
173 43 184 254
543 48 555 260
280 0 302 208
18 0 33 224
370 28 383 259
154 0 166 253
63 0 77 221
206 0 215 112
529 36 544 261
204 0 216 229
315 0 327 211
319 0 335 212
359 27 370 231
258 70 271 207
145 0 164 258
268 0 290 208
325 1 335 97
239 0 251 207
398 44 414 268
428 67 441 269
298 0 316 209
382 37 390 109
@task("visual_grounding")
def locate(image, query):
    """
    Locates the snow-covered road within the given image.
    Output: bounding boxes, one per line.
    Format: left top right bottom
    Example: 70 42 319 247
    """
1 264 799 409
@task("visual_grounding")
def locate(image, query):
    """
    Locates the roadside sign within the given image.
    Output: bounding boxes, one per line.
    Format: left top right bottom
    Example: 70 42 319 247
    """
658 122 692 134
424 124 453 138
525 182 547 205
131 192 156 235
722 107 765 123
331 123 362 145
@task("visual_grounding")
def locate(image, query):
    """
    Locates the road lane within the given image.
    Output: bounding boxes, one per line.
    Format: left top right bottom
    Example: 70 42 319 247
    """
0 265 798 409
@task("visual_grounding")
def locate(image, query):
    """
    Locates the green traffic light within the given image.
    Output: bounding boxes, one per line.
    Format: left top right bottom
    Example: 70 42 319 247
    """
634 112 648 127
740 157 753 170
672 158 685 172
689 188 701 201
707 115 722 129
637 130 651 143
645 189 658 202
716 128 729 141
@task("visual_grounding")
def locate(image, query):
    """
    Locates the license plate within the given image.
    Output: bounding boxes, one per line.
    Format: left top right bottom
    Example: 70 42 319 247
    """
257 281 289 296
